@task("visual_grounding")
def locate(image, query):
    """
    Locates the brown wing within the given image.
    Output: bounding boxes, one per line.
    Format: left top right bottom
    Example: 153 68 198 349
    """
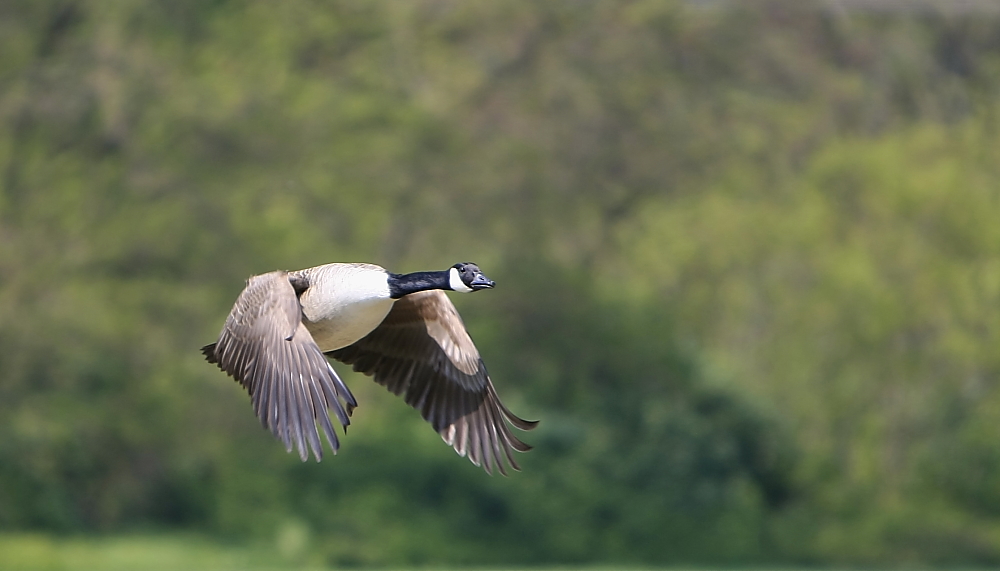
328 290 537 475
202 271 357 462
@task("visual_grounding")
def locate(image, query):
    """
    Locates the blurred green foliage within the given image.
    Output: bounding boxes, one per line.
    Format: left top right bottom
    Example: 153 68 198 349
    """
1 0 1000 567
0 533 301 571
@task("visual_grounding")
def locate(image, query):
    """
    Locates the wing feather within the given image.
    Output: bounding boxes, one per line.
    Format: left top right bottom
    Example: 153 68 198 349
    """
329 290 537 474
202 271 356 461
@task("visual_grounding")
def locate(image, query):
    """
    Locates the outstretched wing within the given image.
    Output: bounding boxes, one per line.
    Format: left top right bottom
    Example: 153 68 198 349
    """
202 271 357 461
329 290 537 475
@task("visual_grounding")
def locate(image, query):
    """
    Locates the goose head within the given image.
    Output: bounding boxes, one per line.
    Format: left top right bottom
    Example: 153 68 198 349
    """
449 262 495 293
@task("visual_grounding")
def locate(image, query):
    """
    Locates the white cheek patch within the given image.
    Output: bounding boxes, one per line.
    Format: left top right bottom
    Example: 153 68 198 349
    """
449 267 473 292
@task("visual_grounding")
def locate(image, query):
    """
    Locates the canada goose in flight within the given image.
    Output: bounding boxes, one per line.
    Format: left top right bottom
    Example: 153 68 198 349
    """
202 262 536 475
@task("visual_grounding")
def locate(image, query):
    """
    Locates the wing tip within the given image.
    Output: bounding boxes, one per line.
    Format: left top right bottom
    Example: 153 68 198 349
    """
201 343 218 363
512 418 540 431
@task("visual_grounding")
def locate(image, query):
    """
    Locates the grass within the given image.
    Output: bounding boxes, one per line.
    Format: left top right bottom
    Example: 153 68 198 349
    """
6 533 922 571
0 533 296 571
0 532 673 571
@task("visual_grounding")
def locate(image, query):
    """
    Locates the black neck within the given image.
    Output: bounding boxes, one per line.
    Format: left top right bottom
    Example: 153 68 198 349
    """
387 270 451 299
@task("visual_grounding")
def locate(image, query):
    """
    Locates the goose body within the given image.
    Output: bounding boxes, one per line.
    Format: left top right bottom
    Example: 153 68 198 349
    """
202 262 536 474
294 263 395 351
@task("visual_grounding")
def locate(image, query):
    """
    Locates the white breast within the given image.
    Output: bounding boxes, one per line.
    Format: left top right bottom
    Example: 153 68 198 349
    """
297 264 395 352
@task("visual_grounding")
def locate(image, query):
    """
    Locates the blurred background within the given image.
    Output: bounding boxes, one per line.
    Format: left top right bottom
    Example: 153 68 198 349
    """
2 0 1000 568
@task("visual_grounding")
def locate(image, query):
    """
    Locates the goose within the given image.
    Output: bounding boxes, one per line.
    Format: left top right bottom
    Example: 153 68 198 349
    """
201 262 537 474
